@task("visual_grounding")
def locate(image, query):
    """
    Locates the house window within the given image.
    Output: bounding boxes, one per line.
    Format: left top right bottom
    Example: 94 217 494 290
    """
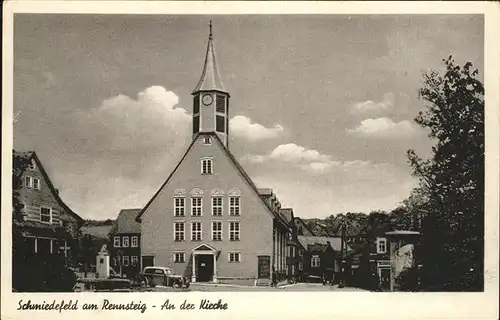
25 176 33 188
174 252 185 263
228 252 240 263
191 197 202 216
298 249 303 257
229 196 240 216
122 256 129 266
377 238 387 254
131 236 138 247
216 115 225 133
298 262 303 270
229 221 240 241
174 197 185 217
191 222 202 241
212 197 223 216
216 95 226 113
122 236 129 248
33 178 40 190
40 207 51 223
311 255 320 268
201 158 213 174
174 222 185 241
131 256 138 265
113 236 121 247
113 256 120 266
212 221 222 241
203 136 212 145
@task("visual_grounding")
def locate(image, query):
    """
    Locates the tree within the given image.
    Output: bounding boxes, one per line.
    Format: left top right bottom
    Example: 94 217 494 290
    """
407 56 484 291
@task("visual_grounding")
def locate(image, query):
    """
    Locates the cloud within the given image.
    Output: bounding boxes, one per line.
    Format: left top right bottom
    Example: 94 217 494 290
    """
351 93 395 115
242 143 367 174
251 163 417 218
80 85 191 152
268 143 332 163
347 117 419 138
47 86 192 218
229 115 284 142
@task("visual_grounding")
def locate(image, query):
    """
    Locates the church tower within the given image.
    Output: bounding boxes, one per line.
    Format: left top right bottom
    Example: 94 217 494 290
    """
192 21 230 148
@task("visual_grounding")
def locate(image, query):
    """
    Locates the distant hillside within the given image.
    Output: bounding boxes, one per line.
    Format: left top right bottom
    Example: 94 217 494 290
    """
83 219 115 227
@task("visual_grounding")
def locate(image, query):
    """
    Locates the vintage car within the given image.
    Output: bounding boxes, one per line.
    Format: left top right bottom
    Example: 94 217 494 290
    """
141 267 190 288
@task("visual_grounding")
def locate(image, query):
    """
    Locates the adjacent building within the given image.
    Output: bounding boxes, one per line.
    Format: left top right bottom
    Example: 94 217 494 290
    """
136 23 291 285
296 235 347 282
108 208 142 278
12 151 84 259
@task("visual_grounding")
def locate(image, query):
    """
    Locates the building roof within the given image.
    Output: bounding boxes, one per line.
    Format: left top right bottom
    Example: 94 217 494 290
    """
109 209 141 235
135 133 290 229
192 21 227 95
279 208 294 225
257 188 273 196
297 235 352 252
294 217 317 236
15 220 73 239
13 150 84 224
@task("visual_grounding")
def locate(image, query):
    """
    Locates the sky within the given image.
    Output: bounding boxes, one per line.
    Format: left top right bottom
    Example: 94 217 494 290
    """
13 14 484 220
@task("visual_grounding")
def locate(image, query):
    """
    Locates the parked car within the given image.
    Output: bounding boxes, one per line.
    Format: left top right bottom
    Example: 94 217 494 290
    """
141 267 190 288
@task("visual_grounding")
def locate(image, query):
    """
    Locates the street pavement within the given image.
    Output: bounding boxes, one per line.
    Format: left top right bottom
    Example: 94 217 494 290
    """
150 283 367 292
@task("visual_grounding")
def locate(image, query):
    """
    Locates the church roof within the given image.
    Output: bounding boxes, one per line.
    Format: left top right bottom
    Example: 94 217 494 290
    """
297 235 352 253
192 21 227 94
135 133 290 229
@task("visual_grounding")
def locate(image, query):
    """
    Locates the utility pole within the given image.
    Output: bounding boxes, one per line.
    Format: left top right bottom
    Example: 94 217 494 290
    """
338 218 346 288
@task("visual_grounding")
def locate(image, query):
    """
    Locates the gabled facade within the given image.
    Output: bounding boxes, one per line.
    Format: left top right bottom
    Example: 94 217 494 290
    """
357 223 392 289
296 235 348 282
13 151 84 259
136 23 291 285
109 208 142 278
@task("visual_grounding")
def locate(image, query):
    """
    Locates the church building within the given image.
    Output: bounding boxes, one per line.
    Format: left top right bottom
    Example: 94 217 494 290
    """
136 23 291 285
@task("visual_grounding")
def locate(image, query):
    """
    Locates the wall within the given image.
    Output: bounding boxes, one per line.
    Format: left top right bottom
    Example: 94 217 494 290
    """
20 159 78 237
140 134 274 280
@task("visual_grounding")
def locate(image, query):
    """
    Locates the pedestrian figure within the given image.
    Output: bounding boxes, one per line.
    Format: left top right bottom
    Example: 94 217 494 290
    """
271 266 277 287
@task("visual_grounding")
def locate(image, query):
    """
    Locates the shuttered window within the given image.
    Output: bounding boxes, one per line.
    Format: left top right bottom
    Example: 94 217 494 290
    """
216 95 226 113
193 95 200 114
193 116 200 134
216 115 225 133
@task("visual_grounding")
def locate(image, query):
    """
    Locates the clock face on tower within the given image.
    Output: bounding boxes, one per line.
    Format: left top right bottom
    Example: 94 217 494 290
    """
202 94 213 106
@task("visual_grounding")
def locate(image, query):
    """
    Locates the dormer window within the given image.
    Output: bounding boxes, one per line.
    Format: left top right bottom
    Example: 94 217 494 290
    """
201 157 213 175
203 136 212 145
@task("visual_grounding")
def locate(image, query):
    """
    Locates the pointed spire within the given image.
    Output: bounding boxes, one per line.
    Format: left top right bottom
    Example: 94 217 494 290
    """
192 21 227 94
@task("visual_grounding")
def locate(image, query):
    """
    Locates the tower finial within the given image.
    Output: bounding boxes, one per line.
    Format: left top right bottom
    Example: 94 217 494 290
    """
209 20 213 39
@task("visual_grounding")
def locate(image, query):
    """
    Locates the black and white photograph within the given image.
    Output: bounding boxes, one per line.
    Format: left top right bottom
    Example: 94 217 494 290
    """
2 1 499 319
